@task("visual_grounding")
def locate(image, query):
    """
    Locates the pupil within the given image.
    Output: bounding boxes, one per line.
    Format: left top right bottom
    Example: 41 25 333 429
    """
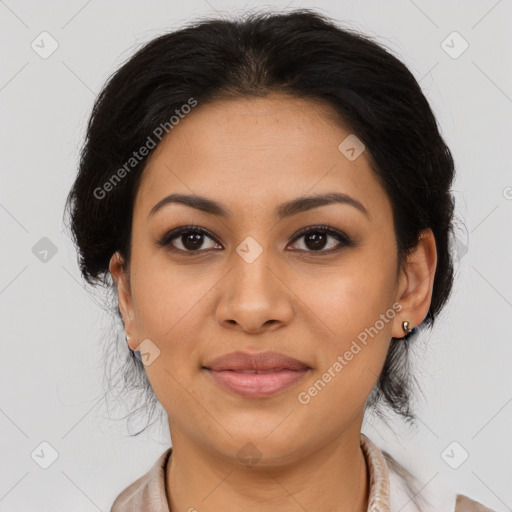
183 233 203 250
305 232 326 250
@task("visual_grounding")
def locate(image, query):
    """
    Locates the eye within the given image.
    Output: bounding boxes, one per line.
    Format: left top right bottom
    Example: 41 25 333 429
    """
287 225 352 253
158 224 352 254
158 225 221 253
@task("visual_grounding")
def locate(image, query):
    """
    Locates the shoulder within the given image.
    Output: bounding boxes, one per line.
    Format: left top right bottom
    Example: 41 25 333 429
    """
454 494 496 512
110 448 172 512
382 449 496 512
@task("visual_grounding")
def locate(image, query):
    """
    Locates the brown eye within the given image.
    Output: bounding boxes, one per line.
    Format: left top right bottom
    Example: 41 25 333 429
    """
158 224 352 255
159 226 221 253
288 226 352 253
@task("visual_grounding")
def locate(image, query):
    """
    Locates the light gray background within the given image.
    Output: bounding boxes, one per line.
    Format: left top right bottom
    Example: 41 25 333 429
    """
1 0 511 510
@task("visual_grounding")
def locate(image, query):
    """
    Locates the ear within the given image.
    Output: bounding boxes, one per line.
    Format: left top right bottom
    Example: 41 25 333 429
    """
109 251 138 351
393 228 437 338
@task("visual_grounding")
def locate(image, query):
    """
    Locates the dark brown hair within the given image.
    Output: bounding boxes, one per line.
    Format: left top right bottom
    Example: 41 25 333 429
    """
65 8 457 435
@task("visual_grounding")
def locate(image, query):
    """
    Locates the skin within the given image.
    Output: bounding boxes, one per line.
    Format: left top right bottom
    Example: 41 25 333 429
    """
109 93 437 512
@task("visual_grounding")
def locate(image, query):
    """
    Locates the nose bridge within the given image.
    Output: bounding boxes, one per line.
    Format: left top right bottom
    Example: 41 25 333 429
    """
215 234 293 331
231 235 275 300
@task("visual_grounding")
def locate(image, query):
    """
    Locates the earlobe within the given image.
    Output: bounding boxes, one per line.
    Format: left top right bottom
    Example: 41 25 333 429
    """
394 228 437 338
109 252 136 342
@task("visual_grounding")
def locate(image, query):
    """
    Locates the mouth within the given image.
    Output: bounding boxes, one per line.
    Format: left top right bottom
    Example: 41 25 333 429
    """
203 350 311 398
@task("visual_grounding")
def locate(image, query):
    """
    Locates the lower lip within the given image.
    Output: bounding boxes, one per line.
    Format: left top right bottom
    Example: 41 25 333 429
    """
206 368 309 398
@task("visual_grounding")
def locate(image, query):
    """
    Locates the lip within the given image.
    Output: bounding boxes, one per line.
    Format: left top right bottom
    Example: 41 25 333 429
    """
203 351 311 398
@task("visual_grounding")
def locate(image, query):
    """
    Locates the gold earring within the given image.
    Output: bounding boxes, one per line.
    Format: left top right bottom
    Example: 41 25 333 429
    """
125 334 136 358
402 321 412 334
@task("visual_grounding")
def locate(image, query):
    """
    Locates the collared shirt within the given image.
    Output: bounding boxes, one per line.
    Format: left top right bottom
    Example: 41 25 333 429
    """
110 433 495 511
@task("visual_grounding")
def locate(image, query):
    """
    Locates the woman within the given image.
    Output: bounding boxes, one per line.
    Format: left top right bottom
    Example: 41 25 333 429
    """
65 8 495 511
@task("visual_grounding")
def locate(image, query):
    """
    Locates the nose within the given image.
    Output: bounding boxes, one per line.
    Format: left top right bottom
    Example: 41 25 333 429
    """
214 245 295 334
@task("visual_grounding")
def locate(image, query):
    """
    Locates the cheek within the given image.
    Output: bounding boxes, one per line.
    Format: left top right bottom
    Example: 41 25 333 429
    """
300 258 397 344
297 253 396 395
130 251 209 339
128 258 208 414
128 250 221 390
297 285 394 420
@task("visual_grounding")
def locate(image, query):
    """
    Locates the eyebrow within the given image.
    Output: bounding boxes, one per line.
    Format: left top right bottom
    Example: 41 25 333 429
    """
148 192 370 221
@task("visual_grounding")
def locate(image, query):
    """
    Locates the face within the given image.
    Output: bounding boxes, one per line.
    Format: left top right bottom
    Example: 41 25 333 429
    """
110 93 436 465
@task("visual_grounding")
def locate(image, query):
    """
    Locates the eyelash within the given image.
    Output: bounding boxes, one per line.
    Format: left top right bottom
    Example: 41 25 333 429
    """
157 224 353 255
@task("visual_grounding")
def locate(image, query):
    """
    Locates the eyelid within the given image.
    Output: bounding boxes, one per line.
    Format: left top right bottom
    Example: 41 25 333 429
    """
289 225 350 243
287 225 352 252
157 224 221 249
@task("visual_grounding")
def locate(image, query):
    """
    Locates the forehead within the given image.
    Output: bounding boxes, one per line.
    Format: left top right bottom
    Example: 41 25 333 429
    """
135 94 391 223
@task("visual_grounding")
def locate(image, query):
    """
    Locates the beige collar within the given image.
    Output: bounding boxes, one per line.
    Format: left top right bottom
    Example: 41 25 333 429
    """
110 433 493 511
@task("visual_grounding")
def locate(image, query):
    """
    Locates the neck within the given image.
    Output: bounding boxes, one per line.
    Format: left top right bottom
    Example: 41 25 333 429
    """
166 424 369 512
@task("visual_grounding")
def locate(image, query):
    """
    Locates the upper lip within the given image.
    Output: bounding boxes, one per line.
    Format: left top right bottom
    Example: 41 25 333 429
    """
203 351 310 372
